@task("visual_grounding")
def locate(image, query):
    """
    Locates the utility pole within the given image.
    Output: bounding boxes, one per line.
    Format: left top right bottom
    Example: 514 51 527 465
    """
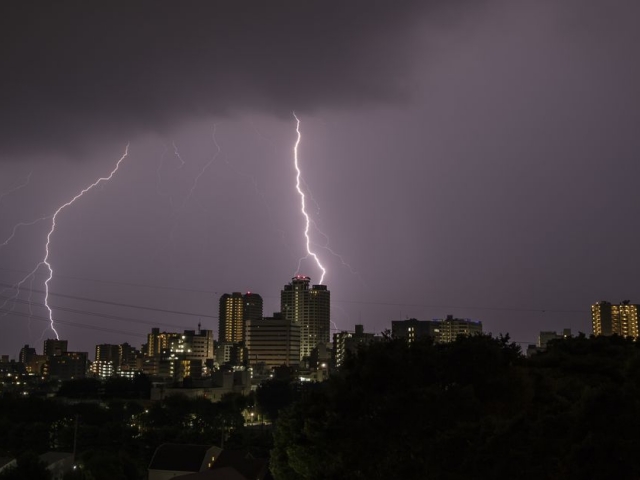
72 414 79 465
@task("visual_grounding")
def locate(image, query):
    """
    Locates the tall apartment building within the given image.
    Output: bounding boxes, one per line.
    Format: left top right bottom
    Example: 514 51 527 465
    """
281 275 330 360
218 292 263 343
592 300 640 338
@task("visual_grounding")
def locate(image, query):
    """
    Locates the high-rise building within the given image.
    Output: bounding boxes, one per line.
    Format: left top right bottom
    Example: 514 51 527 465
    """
592 300 640 338
218 292 263 344
281 275 330 360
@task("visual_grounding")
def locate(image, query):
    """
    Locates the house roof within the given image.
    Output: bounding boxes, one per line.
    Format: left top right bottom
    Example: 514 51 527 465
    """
171 450 269 480
39 451 73 466
0 457 15 470
149 444 221 472
211 450 268 480
173 467 248 480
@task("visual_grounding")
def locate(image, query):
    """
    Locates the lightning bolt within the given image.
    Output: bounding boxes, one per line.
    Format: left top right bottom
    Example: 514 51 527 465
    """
153 128 220 259
188 124 221 206
293 113 326 285
1 145 130 339
175 124 221 213
0 169 33 206
156 141 186 210
172 141 186 169
0 215 52 249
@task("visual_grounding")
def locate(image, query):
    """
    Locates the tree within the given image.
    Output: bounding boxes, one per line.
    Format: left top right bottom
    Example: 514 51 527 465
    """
271 335 531 479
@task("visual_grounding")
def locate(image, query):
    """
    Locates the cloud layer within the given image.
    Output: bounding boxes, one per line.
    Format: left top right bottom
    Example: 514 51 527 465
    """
0 1 459 156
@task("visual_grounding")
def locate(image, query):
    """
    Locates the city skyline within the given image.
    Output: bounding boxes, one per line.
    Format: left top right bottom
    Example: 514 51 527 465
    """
1 1 640 355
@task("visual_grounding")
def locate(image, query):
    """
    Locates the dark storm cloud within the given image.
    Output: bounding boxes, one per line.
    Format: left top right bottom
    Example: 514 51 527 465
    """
0 0 464 157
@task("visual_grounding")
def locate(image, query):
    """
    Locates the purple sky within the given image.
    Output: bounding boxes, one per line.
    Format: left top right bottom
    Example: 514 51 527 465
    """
1 0 639 357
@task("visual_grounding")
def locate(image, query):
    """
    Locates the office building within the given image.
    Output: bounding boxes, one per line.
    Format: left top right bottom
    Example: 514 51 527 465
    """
592 300 640 338
281 275 330 360
246 313 301 369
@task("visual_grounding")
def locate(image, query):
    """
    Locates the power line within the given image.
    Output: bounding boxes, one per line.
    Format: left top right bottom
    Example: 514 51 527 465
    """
330 299 589 315
0 280 217 319
0 294 191 331
0 265 590 316
1 308 146 338
0 265 214 295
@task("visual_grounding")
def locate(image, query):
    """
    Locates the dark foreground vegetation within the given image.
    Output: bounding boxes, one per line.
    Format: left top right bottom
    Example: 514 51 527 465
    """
271 334 640 480
2 334 640 479
0 381 269 480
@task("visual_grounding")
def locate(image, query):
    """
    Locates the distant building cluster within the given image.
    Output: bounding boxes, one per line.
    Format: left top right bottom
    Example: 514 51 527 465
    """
1 275 490 399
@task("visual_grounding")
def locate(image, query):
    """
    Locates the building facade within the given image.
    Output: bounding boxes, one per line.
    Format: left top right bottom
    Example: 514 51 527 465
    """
281 275 330 360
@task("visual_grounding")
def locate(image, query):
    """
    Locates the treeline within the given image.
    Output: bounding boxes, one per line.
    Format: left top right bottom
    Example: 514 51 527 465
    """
270 334 640 480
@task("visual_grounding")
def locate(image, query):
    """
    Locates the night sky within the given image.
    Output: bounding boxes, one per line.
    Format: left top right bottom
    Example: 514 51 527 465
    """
1 0 639 356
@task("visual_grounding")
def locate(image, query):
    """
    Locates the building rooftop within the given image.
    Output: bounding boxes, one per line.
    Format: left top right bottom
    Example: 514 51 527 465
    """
149 444 220 472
